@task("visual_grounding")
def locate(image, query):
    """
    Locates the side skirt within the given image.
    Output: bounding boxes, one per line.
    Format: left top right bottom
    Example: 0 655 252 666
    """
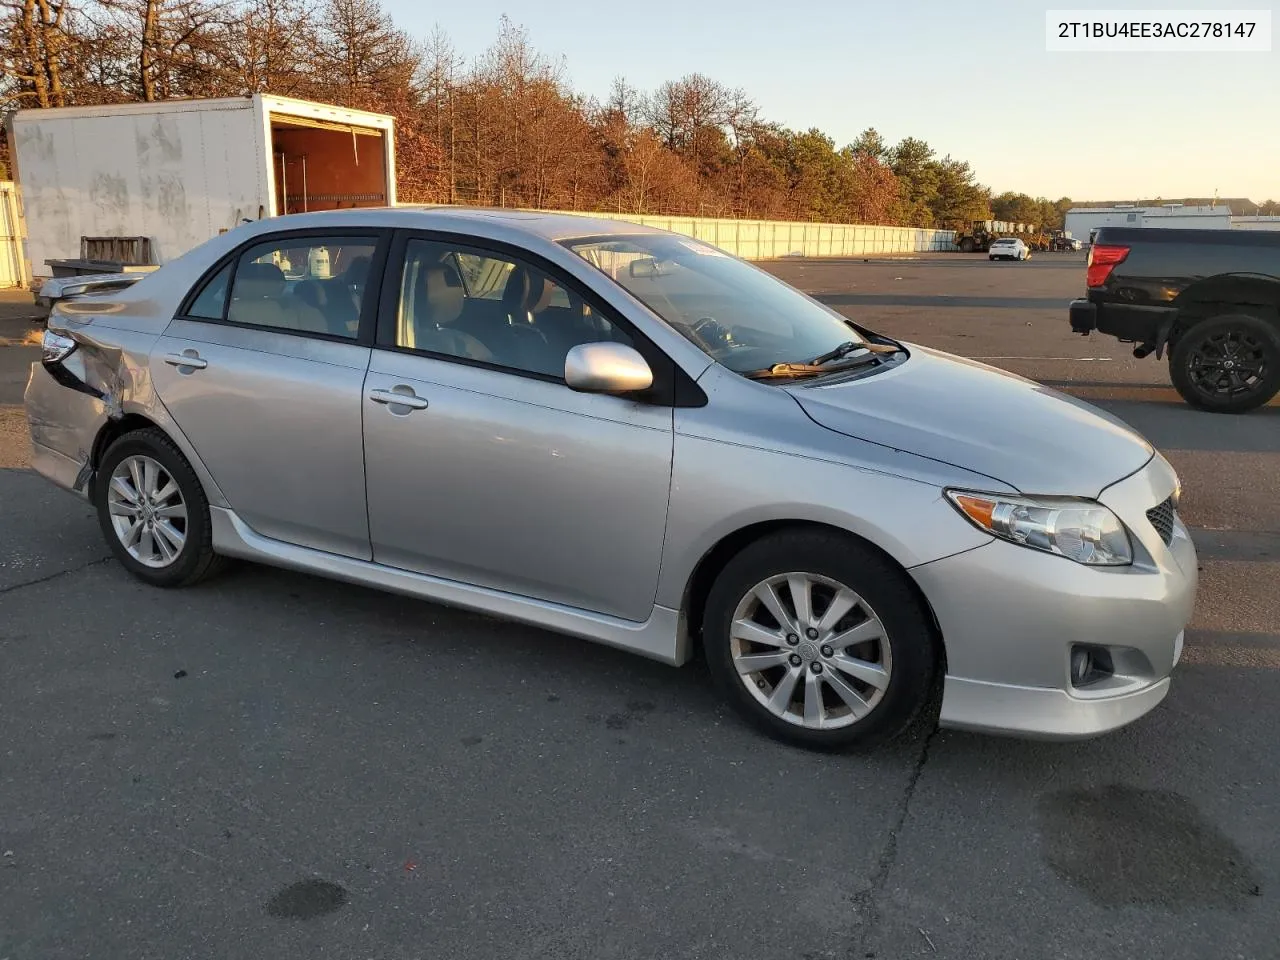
209 507 690 666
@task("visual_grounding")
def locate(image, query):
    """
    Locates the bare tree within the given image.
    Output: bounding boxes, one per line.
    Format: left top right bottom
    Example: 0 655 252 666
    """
217 0 317 95
311 0 416 105
1 0 72 106
87 0 228 101
421 24 460 202
0 4 999 226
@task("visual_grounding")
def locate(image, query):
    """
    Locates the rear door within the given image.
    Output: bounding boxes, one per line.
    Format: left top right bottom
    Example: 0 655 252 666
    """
150 229 388 559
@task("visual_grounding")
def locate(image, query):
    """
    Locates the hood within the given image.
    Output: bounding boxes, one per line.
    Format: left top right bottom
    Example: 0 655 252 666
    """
785 345 1153 497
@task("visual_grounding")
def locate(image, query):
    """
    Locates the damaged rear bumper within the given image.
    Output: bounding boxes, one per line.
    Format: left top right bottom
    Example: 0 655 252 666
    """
24 359 108 496
30 440 90 496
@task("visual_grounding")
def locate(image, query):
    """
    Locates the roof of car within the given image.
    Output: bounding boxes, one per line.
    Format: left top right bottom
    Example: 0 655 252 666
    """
242 205 667 243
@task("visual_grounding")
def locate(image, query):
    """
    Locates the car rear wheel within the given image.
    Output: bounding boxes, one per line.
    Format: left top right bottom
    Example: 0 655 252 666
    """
1169 313 1280 414
95 428 226 587
703 531 937 749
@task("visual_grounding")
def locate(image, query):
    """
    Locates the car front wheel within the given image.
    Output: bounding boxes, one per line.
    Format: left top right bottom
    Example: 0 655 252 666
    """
95 428 226 587
1169 313 1280 413
703 531 937 749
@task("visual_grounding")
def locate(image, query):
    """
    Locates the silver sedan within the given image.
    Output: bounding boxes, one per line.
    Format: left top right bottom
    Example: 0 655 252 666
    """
24 208 1197 748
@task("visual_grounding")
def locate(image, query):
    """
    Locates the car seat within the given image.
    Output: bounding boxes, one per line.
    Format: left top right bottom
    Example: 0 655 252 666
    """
412 258 493 362
228 262 291 329
494 264 557 373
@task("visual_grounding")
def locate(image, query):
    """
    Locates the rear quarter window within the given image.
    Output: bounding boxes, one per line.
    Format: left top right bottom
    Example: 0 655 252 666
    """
186 263 231 319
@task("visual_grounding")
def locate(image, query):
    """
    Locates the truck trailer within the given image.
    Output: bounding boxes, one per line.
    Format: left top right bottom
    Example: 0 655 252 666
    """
7 94 396 283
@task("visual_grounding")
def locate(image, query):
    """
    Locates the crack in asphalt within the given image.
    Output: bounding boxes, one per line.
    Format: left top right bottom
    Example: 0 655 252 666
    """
850 724 939 954
0 555 113 595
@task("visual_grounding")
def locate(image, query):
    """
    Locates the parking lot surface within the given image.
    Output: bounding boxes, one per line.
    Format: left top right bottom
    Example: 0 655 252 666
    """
1 253 1277 959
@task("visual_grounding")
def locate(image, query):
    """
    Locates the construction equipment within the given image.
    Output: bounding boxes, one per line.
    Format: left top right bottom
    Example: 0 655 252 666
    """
1023 230 1052 252
1048 229 1080 252
953 220 1042 253
954 220 1000 253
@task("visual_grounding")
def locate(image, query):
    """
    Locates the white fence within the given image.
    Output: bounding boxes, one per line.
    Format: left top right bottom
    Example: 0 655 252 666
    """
429 205 958 258
576 213 958 258
0 182 28 288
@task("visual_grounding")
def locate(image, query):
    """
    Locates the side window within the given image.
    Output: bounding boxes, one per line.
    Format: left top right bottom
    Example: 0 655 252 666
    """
395 239 632 379
220 236 378 338
187 263 231 319
453 252 571 309
453 253 513 299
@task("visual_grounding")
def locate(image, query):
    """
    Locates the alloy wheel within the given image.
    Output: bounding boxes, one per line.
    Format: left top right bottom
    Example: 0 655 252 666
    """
106 455 189 568
729 572 892 729
1187 330 1269 400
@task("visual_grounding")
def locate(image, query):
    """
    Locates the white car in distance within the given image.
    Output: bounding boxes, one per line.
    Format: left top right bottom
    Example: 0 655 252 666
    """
988 237 1030 261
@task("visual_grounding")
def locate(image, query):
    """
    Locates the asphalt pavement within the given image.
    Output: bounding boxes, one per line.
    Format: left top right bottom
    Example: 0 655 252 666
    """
1 254 1277 959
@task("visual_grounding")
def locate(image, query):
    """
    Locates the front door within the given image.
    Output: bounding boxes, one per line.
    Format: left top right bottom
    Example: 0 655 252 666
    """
151 230 385 559
360 235 674 621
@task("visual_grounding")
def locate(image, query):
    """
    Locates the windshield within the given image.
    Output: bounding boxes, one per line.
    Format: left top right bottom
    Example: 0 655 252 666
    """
562 234 866 373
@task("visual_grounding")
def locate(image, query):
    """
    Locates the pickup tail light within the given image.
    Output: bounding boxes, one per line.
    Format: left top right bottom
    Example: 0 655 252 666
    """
1086 243 1130 288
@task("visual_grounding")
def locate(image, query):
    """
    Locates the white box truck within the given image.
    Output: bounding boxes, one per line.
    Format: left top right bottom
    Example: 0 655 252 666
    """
7 93 397 284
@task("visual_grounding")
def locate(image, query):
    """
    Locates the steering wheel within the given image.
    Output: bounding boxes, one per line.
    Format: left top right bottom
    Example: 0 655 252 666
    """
691 316 732 350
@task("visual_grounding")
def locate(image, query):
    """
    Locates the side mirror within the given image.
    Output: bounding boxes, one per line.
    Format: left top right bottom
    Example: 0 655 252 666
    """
564 342 654 395
629 257 662 279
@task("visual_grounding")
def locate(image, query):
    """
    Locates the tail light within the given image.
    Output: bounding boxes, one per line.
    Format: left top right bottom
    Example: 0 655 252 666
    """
1086 244 1130 288
41 328 78 363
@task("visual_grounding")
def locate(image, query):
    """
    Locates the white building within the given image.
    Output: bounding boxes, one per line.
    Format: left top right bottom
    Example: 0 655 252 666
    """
1231 216 1280 231
1065 204 1234 238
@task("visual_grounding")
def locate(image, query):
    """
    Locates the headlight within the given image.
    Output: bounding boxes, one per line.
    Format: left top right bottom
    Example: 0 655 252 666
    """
41 328 78 364
946 490 1132 566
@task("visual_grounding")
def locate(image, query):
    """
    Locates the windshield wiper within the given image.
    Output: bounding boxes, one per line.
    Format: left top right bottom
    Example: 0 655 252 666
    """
743 352 883 381
809 340 863 365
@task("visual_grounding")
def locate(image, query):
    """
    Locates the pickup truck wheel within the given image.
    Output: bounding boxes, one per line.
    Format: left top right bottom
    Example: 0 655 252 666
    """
1169 313 1280 413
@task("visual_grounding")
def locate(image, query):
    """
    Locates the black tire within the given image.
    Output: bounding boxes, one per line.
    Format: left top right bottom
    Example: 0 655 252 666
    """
959 238 975 253
94 427 226 587
1169 313 1280 414
702 530 938 750
988 255 995 261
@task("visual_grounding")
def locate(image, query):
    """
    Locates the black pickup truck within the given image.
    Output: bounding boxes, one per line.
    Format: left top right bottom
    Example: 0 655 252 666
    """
1069 227 1280 413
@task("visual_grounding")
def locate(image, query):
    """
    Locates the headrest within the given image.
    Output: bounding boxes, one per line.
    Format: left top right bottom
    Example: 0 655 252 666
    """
344 255 372 286
500 264 556 318
415 258 464 327
236 261 286 299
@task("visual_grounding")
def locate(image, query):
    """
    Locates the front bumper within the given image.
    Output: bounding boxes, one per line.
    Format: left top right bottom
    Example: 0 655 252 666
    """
914 455 1197 740
938 674 1172 740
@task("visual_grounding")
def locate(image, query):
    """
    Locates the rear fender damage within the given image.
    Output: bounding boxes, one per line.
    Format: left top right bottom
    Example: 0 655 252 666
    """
31 317 132 493
33 314 218 502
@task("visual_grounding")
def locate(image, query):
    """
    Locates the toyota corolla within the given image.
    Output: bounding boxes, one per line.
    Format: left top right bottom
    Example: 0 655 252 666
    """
25 208 1196 748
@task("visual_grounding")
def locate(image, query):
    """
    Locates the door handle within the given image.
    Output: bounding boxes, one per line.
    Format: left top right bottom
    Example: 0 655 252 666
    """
163 352 207 370
369 387 429 411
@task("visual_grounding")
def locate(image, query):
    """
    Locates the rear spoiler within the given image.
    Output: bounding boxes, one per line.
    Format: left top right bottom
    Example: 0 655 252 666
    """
36 273 145 307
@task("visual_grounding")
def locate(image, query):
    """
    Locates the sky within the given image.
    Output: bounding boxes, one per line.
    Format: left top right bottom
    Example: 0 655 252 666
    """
382 0 1279 205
